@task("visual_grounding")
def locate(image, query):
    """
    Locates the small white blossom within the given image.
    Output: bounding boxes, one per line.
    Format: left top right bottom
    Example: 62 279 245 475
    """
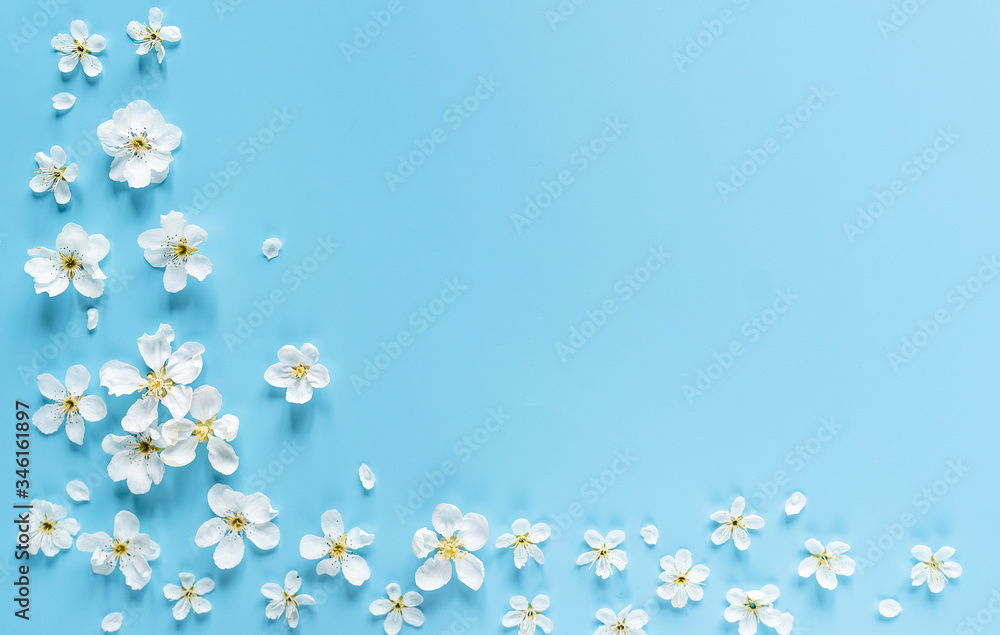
127 7 181 63
798 539 855 590
724 586 794 635
911 545 962 593
264 343 330 404
25 222 108 298
138 211 212 292
53 92 76 110
102 426 166 495
369 583 424 635
29 145 78 203
576 529 627 579
412 503 489 591
595 605 648 635
163 572 214 620
96 99 181 188
784 492 806 515
503 594 552 635
299 509 373 585
657 548 710 608
160 385 239 475
33 365 106 444
99 323 204 433
262 237 282 260
27 499 79 556
711 496 764 551
195 484 279 569
77 510 160 590
51 20 105 76
261 571 315 629
878 599 902 618
496 518 550 568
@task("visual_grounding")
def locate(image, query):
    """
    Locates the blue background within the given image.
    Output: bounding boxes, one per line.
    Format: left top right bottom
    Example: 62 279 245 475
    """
2 0 999 633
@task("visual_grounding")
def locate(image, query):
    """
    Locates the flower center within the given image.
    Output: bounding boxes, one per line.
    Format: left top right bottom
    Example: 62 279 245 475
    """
40 520 55 533
675 575 687 584
194 416 216 442
182 588 197 599
225 513 248 534
142 367 174 401
391 599 406 611
328 535 349 560
128 132 152 155
60 395 80 414
290 363 310 379
437 535 464 561
135 436 162 456
111 539 130 559
59 252 83 278
170 238 197 260
748 600 758 610
75 41 86 54
514 532 533 546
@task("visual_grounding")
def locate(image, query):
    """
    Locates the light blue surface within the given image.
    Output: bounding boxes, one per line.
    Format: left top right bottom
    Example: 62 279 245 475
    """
2 0 1000 633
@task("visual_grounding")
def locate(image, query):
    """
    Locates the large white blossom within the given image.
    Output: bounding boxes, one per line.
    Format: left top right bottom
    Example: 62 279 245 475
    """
163 572 214 620
657 548 710 608
97 100 181 188
723 586 794 635
102 426 165 495
77 510 160 590
29 145 78 204
798 539 855 590
911 545 962 593
137 211 212 292
33 365 106 444
503 595 553 635
127 7 181 63
261 571 314 629
594 605 648 635
264 344 330 404
576 529 627 579
412 503 489 591
51 20 105 76
160 385 239 474
711 496 764 551
299 509 373 585
496 518 550 568
370 583 424 635
25 222 109 298
195 484 279 569
27 499 79 556
100 323 204 433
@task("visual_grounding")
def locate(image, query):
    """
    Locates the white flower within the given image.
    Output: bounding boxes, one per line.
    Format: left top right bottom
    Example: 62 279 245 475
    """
711 496 764 551
798 539 855 590
576 529 627 579
163 572 214 620
412 503 489 591
264 343 330 404
66 480 90 502
496 518 550 568
53 92 76 110
262 237 282 260
359 463 376 489
784 492 806 515
32 365 106 444
25 222 109 298
88 308 99 330
51 20 105 76
102 426 166 495
640 524 659 545
195 484 279 569
102 612 123 632
299 509 373 585
96 99 181 188
594 605 648 635
910 545 962 593
160 385 239 474
27 499 79 556
878 599 902 618
29 145 78 204
76 510 160 590
99 323 204 433
261 571 315 629
127 7 181 63
503 594 552 635
724 586 794 635
137 211 212 292
657 548 710 608
370 583 424 635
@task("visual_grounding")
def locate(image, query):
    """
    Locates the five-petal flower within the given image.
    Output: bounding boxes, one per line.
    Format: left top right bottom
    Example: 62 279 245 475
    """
32 365 106 444
657 548 710 608
723 586 794 635
711 496 764 551
264 343 330 404
29 145 78 204
160 385 239 474
96 99 181 188
412 503 489 591
576 529 627 579
195 483 279 569
137 211 212 292
261 571 315 629
76 510 160 590
102 425 166 495
594 605 648 635
127 7 181 63
369 583 424 635
25 222 109 298
163 572 214 620
27 499 79 557
798 539 855 590
911 545 962 593
503 594 553 635
51 20 105 76
299 508 374 585
496 518 550 569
